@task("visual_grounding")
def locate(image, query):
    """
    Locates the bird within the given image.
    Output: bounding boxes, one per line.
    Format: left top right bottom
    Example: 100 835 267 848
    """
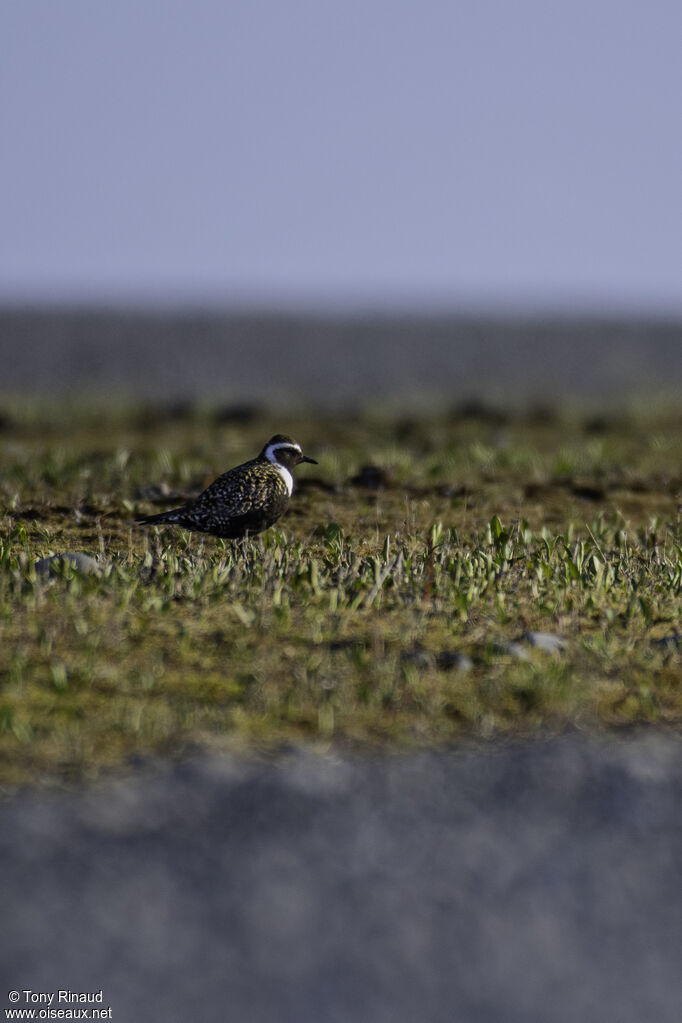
136 434 317 539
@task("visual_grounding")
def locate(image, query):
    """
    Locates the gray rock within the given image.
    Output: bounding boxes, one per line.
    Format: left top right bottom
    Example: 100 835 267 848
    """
436 650 474 672
401 647 434 669
505 641 532 660
525 631 567 653
35 552 103 577
652 633 680 652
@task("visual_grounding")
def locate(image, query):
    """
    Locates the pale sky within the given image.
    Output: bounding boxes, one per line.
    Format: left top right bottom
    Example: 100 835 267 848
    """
2 1 682 311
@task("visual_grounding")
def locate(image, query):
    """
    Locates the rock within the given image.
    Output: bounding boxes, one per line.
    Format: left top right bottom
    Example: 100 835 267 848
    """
525 632 567 653
436 651 474 672
403 648 473 672
652 633 681 652
401 648 433 669
505 641 532 661
35 552 104 577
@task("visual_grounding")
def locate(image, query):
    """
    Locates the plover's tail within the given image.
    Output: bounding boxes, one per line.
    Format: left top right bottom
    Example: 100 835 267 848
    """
136 507 187 527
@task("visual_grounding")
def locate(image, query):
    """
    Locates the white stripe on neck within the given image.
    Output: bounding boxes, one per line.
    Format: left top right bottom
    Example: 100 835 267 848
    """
271 463 294 496
265 443 300 497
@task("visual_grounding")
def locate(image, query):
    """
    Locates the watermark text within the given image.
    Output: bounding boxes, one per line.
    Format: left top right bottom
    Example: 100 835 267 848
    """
6 990 112 1019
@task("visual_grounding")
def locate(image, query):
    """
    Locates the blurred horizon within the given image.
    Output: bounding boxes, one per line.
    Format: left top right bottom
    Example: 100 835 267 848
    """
3 295 682 320
2 305 680 406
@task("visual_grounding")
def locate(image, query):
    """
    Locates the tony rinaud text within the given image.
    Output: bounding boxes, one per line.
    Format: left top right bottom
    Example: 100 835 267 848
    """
19 993 104 1006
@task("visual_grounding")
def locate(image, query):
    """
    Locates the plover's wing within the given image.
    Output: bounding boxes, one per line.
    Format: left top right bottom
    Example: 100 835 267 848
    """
191 462 287 518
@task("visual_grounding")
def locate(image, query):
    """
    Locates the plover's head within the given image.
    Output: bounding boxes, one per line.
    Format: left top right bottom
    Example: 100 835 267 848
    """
261 434 317 472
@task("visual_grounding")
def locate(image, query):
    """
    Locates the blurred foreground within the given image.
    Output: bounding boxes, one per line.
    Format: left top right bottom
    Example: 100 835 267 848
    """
2 732 681 1023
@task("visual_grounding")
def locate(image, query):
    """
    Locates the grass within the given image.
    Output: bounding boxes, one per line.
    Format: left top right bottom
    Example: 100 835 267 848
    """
0 399 681 786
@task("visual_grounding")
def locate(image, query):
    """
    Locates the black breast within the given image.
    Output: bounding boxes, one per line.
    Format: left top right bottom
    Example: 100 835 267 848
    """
216 489 290 538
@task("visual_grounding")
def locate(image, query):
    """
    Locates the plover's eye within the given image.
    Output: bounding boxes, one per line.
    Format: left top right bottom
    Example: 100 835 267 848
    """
266 442 302 462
